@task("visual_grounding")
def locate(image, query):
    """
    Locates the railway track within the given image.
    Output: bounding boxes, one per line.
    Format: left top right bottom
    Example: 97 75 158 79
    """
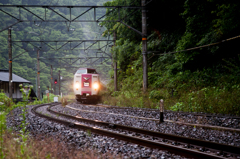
66 104 240 132
83 103 240 119
72 102 240 129
31 103 240 159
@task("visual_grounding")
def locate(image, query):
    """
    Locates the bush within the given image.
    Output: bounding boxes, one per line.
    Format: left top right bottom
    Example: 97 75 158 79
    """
42 93 56 103
0 92 13 111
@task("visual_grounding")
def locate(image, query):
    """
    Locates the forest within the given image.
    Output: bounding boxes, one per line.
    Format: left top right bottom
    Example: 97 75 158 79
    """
0 0 112 96
100 0 240 115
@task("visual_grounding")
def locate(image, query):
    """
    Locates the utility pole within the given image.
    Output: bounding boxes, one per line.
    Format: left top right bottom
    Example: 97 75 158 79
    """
113 31 118 91
54 80 56 95
59 70 60 95
142 0 148 92
37 50 40 100
51 65 53 94
8 28 12 99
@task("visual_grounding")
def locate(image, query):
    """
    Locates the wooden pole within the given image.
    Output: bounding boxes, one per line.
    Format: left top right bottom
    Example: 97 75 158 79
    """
8 28 12 99
142 0 148 92
113 31 118 91
37 50 40 100
51 65 53 93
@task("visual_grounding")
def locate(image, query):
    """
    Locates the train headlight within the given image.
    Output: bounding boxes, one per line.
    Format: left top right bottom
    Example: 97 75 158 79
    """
75 82 80 89
93 82 99 89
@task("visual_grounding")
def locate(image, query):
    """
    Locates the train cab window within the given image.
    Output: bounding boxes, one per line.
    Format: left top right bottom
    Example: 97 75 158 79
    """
76 69 87 74
87 69 97 74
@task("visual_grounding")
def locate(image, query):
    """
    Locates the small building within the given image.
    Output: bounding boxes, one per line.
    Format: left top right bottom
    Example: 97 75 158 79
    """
0 69 36 101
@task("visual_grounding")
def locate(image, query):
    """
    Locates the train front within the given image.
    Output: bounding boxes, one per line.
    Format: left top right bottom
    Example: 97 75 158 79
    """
73 68 100 103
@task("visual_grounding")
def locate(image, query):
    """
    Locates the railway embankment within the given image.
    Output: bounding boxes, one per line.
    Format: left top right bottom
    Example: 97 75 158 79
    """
6 102 240 158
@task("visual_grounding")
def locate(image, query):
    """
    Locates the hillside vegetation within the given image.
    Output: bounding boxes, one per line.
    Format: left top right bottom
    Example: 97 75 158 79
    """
0 0 111 96
101 0 240 115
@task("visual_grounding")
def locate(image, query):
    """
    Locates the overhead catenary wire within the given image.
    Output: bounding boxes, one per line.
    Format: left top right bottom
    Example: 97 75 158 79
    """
109 0 154 36
41 0 60 31
104 0 140 34
1 1 141 61
148 35 240 60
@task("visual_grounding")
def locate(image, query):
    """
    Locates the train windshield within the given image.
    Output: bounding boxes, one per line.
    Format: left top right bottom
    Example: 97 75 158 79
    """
76 69 87 74
87 69 97 74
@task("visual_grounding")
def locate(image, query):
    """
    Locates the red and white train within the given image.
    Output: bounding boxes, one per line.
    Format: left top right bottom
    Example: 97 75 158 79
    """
73 68 100 103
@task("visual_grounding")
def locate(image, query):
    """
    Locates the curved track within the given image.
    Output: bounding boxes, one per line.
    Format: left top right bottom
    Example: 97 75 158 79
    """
92 103 240 120
67 104 240 132
31 103 240 159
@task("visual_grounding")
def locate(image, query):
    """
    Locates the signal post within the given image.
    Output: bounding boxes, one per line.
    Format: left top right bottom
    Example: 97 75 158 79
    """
59 70 61 96
51 65 53 93
54 79 57 95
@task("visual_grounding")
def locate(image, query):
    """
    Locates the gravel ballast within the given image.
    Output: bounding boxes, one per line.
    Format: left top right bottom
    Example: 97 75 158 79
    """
6 102 240 158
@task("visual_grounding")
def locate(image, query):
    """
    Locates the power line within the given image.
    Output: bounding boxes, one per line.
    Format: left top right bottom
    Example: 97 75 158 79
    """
148 35 240 60
102 0 140 34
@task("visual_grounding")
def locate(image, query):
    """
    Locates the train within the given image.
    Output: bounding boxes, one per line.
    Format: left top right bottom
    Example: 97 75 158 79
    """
73 68 100 103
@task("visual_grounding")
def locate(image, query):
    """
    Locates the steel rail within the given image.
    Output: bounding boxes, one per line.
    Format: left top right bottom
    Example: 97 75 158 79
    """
80 104 240 132
55 102 240 124
47 105 240 157
31 103 230 159
66 105 240 133
95 104 240 120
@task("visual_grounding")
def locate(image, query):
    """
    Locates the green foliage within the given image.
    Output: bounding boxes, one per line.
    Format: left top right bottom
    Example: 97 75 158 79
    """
100 0 240 115
0 91 14 111
169 85 240 114
0 111 6 159
0 85 63 158
42 93 57 103
0 0 112 96
170 102 184 111
111 91 121 97
87 129 91 137
149 90 165 102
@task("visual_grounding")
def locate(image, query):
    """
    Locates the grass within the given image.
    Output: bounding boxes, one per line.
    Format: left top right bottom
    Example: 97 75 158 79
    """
1 131 121 159
100 84 240 116
166 85 240 115
101 92 156 109
0 92 123 158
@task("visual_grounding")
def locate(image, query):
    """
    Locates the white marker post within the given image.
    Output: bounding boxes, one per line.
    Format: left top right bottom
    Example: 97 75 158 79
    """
160 99 164 123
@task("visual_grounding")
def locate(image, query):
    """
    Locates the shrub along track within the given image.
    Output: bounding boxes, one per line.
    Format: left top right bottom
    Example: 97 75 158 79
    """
31 103 240 159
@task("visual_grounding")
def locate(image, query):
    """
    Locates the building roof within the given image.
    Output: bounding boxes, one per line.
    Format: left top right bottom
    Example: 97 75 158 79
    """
0 70 30 83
